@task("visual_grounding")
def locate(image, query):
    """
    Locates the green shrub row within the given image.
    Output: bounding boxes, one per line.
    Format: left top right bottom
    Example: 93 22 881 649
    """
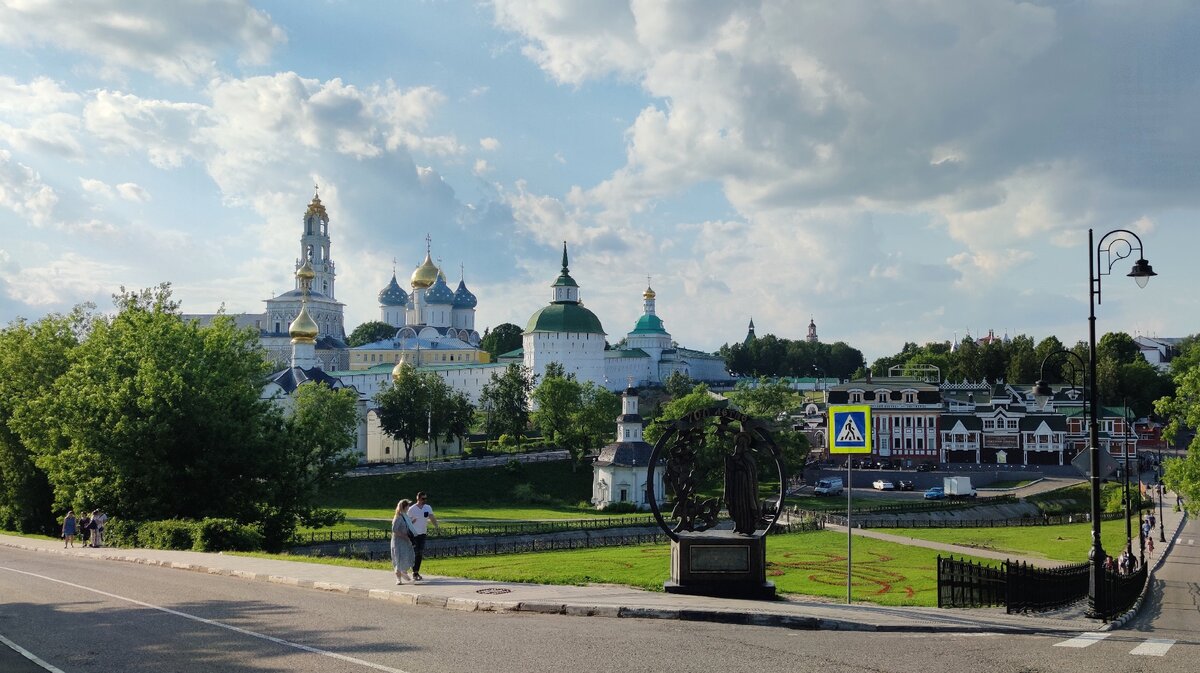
102 518 264 552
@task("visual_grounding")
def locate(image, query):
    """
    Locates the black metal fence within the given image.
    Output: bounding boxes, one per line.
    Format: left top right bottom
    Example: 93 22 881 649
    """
938 554 1144 618
787 495 1015 516
937 556 1006 608
1005 559 1089 613
291 514 659 546
1096 563 1147 621
815 509 1124 530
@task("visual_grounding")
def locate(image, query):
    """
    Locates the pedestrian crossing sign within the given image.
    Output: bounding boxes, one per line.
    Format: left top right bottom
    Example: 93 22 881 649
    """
829 405 871 454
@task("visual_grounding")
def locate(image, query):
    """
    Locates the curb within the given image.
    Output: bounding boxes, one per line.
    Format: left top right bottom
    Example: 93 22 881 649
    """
1100 511 1189 631
0 537 1080 635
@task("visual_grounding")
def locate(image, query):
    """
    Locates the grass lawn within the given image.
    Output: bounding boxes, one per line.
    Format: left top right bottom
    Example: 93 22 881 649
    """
888 518 1136 563
238 529 993 607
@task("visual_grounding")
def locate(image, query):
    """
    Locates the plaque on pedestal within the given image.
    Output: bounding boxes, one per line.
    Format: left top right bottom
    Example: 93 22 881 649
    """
665 529 775 599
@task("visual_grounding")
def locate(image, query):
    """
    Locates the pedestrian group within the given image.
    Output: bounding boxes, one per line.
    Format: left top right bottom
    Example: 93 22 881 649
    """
62 508 107 548
391 491 438 584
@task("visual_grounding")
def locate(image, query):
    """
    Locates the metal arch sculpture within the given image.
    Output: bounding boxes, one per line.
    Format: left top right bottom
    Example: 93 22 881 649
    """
645 406 787 542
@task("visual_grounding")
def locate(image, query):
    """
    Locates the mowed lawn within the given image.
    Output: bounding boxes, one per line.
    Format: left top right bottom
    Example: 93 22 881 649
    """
887 517 1135 563
247 529 993 607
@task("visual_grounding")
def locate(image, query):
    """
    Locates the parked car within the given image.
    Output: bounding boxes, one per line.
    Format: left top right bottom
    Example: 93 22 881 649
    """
872 479 895 491
897 480 915 491
916 463 936 472
923 486 945 500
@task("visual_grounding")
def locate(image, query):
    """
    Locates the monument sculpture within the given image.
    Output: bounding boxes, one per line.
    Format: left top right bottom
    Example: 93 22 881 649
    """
646 406 785 599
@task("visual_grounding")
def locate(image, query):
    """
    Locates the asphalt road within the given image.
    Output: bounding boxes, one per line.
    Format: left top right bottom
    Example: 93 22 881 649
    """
0 547 1195 673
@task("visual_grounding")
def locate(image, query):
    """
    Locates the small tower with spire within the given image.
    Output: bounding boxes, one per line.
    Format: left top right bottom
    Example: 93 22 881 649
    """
806 316 818 343
744 318 757 346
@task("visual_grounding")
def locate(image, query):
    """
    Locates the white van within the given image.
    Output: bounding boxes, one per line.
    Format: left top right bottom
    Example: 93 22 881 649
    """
814 477 844 496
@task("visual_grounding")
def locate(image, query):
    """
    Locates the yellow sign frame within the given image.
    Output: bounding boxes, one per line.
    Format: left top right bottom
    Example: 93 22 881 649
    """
828 405 872 454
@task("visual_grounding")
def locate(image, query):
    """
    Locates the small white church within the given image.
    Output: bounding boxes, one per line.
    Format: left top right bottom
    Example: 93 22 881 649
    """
591 385 666 510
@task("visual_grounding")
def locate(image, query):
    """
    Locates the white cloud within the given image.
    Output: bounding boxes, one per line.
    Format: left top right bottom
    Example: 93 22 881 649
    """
479 137 501 151
0 150 58 226
116 183 151 202
473 158 491 176
0 0 285 84
80 178 114 199
0 251 127 306
0 76 85 157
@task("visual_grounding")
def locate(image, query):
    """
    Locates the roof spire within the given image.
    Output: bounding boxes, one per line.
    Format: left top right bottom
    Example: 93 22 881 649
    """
561 241 569 273
425 233 432 256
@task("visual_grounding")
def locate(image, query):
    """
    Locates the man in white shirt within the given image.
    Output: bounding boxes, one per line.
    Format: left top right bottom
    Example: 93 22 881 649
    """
405 492 438 581
92 509 108 547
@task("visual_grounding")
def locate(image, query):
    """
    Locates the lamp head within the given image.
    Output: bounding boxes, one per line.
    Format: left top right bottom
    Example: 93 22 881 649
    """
1128 258 1156 289
1032 379 1053 411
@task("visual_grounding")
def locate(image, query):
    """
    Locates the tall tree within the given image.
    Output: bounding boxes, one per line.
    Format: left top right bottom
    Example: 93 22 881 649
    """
480 323 523 358
479 364 535 443
1155 335 1200 515
347 320 396 347
374 365 433 463
532 373 618 468
0 310 86 533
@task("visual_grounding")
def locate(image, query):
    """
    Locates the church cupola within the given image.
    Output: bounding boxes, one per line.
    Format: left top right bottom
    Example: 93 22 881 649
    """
744 318 757 345
616 386 644 443
289 258 319 369
453 279 477 309
806 316 818 343
425 275 455 305
378 270 408 329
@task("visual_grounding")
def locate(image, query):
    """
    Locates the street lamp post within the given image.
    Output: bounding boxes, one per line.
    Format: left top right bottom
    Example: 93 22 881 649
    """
1123 400 1133 561
1085 227 1156 618
1158 442 1166 543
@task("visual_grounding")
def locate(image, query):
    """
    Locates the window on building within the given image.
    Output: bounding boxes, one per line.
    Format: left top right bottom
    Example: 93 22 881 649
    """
850 392 863 403
894 437 901 448
916 438 923 449
1008 420 1018 430
905 438 913 449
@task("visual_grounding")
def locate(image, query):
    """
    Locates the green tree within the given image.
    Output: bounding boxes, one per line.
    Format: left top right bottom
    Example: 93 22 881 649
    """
374 366 433 463
645 384 719 446
1098 331 1141 365
532 373 618 468
1155 335 1200 515
480 323 523 359
479 364 535 444
347 320 396 347
429 379 474 457
0 310 87 533
260 382 359 547
1005 335 1038 384
663 370 694 398
14 286 276 524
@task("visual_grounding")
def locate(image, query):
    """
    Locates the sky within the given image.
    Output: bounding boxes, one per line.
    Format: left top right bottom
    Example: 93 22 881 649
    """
1 1 1197 362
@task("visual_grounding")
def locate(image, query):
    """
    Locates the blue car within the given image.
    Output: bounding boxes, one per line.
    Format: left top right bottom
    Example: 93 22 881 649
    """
923 487 945 500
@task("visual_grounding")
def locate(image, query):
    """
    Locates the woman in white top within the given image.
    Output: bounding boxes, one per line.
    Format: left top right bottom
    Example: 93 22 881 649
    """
390 499 415 584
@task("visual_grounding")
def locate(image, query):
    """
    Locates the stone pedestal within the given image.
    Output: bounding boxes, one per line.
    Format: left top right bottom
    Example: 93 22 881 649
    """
664 530 775 600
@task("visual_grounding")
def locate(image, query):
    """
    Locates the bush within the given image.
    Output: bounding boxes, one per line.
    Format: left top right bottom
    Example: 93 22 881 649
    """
600 501 640 514
510 482 558 505
192 518 264 552
103 518 141 548
138 519 197 550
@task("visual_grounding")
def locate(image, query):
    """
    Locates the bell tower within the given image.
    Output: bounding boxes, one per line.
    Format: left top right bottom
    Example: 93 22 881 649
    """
298 186 336 299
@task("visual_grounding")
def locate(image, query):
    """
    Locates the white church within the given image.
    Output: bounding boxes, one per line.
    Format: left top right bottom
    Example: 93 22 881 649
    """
247 193 732 462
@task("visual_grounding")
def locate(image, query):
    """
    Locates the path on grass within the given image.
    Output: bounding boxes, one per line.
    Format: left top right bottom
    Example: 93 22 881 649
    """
823 524 1055 567
347 449 569 477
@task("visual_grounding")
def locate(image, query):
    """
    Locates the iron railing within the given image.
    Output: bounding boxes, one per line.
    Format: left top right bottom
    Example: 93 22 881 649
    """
937 555 1006 608
1095 563 1147 621
1005 559 1089 613
816 509 1125 530
938 554 1144 617
291 514 659 546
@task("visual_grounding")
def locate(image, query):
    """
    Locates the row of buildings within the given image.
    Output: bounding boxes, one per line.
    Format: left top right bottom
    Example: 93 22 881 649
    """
797 374 1164 468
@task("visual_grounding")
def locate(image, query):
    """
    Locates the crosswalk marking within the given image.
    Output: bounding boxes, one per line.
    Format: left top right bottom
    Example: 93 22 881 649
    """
1055 632 1110 648
1130 638 1176 656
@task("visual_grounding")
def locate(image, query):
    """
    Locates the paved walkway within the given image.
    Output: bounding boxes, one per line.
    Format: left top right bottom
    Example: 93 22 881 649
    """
1 490 1185 636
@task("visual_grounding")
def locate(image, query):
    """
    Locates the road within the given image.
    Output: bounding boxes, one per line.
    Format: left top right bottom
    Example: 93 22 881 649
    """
1127 513 1200 643
0 546 1195 673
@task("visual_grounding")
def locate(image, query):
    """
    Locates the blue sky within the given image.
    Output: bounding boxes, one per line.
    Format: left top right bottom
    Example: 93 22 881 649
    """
1 1 1197 361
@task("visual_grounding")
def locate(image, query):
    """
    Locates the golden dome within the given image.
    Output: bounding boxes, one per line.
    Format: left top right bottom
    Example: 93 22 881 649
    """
296 259 316 282
289 306 319 344
410 252 439 289
391 352 414 382
643 285 656 300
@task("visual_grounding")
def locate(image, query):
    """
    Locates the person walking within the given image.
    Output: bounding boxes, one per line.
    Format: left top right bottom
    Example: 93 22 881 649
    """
406 492 438 581
390 499 415 584
79 512 93 547
62 510 77 548
91 509 108 548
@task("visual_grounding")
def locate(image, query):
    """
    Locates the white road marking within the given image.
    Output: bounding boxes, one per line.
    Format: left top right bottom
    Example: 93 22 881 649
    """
0 633 67 673
0 566 412 673
1130 638 1176 656
1054 632 1111 648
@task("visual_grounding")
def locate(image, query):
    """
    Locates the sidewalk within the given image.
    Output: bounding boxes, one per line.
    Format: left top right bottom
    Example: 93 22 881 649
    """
0 493 1185 635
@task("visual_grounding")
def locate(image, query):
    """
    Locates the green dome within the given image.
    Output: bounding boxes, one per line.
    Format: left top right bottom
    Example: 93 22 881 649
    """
525 302 605 335
630 313 667 334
